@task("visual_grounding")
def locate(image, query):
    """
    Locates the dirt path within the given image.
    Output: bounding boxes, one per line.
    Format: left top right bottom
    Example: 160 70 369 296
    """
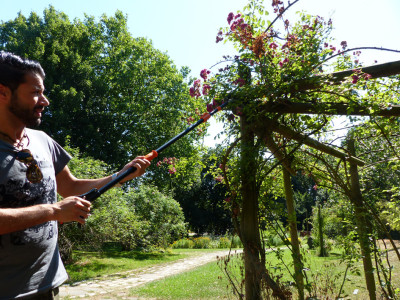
60 249 242 299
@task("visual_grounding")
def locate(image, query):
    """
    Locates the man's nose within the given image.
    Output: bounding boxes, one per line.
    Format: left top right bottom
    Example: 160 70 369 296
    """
40 94 50 106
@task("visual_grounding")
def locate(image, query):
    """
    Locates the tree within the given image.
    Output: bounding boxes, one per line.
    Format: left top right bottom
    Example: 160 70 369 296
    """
0 7 204 177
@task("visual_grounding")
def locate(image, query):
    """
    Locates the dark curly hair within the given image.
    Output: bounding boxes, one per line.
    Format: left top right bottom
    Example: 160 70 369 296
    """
0 52 45 92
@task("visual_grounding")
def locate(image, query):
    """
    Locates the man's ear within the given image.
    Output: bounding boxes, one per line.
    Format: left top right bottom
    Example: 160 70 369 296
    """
0 84 11 103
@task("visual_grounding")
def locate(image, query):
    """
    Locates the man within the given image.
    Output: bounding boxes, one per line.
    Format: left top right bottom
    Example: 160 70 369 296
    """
0 52 151 299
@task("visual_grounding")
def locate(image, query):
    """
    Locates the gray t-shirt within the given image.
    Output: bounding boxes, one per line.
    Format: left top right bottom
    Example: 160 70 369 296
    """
0 128 71 299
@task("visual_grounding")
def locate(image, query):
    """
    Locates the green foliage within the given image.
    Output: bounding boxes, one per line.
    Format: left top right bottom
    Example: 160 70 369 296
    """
310 200 350 241
171 235 242 249
85 184 187 251
124 184 188 248
173 148 234 235
85 189 149 250
0 7 204 183
59 142 187 261
193 237 212 249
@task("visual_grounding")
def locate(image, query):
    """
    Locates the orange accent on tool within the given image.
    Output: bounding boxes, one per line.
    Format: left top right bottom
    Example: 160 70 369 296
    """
201 113 211 122
144 150 158 161
217 106 222 111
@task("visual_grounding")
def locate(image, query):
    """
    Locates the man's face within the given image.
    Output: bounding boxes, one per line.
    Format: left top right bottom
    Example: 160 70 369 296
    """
8 72 49 127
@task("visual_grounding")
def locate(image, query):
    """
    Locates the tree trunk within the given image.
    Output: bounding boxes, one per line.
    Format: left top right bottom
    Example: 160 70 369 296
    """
347 138 377 300
282 166 305 300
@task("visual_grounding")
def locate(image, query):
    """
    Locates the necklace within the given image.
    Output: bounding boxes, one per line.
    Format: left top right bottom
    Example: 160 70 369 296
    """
0 130 29 149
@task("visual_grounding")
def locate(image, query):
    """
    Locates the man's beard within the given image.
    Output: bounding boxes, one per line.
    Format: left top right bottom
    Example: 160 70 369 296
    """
9 93 42 128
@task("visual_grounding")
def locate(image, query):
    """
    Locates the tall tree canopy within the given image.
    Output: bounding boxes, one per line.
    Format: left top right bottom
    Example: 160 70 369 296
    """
0 7 204 174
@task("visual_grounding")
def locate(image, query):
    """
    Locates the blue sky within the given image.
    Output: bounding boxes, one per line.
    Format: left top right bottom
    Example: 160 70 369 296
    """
2 0 399 77
1 0 399 145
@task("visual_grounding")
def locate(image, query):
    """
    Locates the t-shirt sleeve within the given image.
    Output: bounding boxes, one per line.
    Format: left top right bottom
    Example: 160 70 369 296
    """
50 139 72 175
25 129 72 176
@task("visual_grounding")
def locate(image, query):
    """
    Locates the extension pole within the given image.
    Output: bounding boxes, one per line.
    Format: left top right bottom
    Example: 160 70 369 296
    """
80 101 229 202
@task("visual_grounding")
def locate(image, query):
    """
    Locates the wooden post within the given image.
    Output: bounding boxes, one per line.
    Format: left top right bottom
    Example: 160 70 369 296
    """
240 115 262 300
282 166 305 300
347 138 377 300
240 116 289 300
317 203 327 257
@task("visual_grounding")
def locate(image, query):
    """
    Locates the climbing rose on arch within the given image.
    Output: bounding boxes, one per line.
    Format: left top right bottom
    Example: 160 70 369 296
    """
227 12 234 24
200 69 211 80
202 84 211 95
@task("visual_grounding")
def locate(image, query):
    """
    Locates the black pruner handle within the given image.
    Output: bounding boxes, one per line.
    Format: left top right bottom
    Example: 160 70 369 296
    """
79 188 102 202
78 165 139 203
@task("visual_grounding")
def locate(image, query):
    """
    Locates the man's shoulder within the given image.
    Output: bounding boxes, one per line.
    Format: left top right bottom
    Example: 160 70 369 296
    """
25 128 51 140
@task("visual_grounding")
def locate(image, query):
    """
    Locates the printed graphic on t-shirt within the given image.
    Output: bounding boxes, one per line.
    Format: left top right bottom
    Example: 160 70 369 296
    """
0 169 56 247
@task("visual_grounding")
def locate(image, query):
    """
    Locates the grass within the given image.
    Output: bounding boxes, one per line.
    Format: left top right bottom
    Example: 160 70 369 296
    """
127 247 400 299
128 258 234 299
64 243 400 299
65 248 220 283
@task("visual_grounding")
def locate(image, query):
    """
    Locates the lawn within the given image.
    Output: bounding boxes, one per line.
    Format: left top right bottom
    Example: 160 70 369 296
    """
64 245 400 299
65 248 221 283
128 247 400 299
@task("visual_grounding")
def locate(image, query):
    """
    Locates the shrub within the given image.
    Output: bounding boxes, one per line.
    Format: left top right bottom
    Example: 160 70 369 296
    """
58 143 187 258
125 185 188 248
217 237 231 248
171 238 195 249
230 235 243 248
193 237 212 249
86 189 150 250
264 233 286 247
60 184 187 255
171 235 242 249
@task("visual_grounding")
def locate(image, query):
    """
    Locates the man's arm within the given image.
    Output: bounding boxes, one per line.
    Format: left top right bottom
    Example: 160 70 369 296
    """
0 157 150 235
56 156 150 198
0 197 91 235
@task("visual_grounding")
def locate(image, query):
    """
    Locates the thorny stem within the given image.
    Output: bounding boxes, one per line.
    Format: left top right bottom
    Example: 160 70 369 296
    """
372 119 400 160
372 237 392 299
360 199 400 262
220 252 244 300
264 0 300 35
337 263 350 299
301 149 350 195
221 137 241 194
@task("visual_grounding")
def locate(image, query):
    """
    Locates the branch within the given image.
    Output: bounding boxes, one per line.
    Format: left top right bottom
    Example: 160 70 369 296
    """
372 120 400 160
261 118 366 166
321 47 400 65
263 131 296 175
290 59 400 92
302 149 350 195
221 137 241 193
264 0 300 34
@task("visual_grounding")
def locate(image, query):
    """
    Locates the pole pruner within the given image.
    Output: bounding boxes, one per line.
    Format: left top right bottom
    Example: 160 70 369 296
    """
80 101 229 202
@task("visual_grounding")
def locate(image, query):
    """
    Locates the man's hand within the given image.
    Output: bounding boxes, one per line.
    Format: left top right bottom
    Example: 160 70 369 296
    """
54 197 91 225
118 156 151 183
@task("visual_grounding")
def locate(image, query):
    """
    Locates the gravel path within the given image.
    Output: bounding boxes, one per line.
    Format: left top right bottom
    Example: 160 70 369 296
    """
60 249 242 299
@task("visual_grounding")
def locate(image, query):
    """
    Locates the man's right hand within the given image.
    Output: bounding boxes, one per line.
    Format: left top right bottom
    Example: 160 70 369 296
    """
54 197 91 225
